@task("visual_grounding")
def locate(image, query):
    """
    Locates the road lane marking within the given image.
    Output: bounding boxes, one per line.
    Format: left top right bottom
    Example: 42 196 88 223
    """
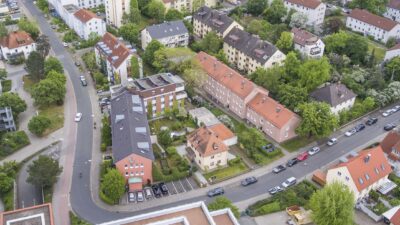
186 177 193 190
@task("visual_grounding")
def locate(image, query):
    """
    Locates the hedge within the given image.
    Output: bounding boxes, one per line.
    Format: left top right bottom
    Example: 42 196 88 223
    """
99 190 115 205
253 201 281 215
1 188 14 211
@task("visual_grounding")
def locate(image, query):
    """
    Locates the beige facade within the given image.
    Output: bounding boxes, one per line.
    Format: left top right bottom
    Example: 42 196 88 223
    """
193 18 242 38
162 0 193 12
189 143 228 171
105 0 130 28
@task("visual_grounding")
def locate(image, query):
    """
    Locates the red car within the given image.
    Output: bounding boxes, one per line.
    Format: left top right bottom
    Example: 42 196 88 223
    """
297 152 308 161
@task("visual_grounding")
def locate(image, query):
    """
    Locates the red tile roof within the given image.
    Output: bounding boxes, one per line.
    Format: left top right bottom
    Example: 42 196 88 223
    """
208 123 235 142
196 51 263 100
291 27 319 46
74 9 99 23
285 0 322 9
381 130 400 155
187 126 228 157
334 146 392 192
0 31 34 49
348 9 399 31
391 208 400 225
98 32 132 69
388 0 400 10
247 93 298 129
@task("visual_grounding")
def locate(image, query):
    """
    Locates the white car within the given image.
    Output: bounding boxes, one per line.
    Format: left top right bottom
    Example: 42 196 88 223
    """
327 138 337 146
63 42 69 47
282 177 297 188
345 129 357 137
308 146 320 156
75 113 82 122
383 109 395 117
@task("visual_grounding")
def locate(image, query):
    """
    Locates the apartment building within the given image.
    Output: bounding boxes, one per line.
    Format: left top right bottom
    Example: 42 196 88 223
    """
291 27 324 58
223 28 286 74
0 107 16 132
126 73 187 118
326 146 393 201
105 0 130 28
0 203 54 225
162 0 192 13
95 32 137 86
346 9 400 44
72 8 106 40
0 31 35 62
49 0 103 16
284 0 326 26
310 83 356 115
384 0 400 22
193 6 243 38
141 20 189 49
385 43 400 61
110 92 154 191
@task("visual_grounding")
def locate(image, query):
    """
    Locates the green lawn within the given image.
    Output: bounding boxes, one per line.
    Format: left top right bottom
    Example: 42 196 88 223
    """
23 75 35 93
39 105 64 136
1 80 12 92
281 136 317 152
204 162 249 183
367 41 386 62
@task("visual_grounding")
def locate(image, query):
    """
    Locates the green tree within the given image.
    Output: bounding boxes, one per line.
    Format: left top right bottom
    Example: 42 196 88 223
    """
46 70 66 84
192 32 222 55
32 78 66 106
0 93 27 118
130 56 140 78
250 67 285 96
386 56 400 81
345 34 368 65
246 0 267 16
143 40 164 65
119 23 139 44
265 23 289 44
28 115 51 136
18 18 40 40
323 17 344 34
349 0 388 15
277 84 308 111
36 35 51 58
0 22 8 38
26 51 45 81
309 182 354 225
44 56 63 75
131 0 138 9
27 155 63 188
0 172 13 194
101 169 125 203
386 37 397 48
158 129 172 147
138 0 150 10
284 51 300 80
165 9 184 21
145 0 166 22
289 12 308 28
129 8 141 23
0 161 19 178
297 57 331 92
324 31 350 54
208 196 240 218
264 0 287 24
276 31 293 54
0 68 7 80
296 102 339 138
247 20 270 39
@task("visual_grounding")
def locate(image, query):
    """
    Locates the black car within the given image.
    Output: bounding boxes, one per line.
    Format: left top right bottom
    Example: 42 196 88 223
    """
366 117 378 125
262 143 275 153
80 79 87 86
355 123 365 132
286 158 298 167
272 165 286 173
384 123 396 131
207 187 224 197
241 176 258 186
158 182 169 195
151 184 162 198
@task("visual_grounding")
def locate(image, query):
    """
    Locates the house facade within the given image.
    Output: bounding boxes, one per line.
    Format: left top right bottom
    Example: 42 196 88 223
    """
193 6 243 38
105 0 130 28
310 83 356 115
284 0 326 26
381 130 400 177
223 28 286 74
72 9 106 40
385 43 400 61
0 31 36 62
95 32 137 86
141 20 189 49
48 0 103 18
384 0 400 22
291 27 324 58
110 92 154 191
346 9 400 44
0 107 16 132
162 0 192 13
326 146 392 201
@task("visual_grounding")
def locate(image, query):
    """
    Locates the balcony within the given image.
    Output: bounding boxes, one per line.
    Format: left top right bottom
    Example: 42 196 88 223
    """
176 91 187 100
310 47 321 55
176 84 185 92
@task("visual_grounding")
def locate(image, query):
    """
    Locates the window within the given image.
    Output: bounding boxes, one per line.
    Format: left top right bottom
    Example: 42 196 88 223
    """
125 172 128 176
337 171 341 176
135 164 139 168
381 163 386 170
141 171 144 175
124 164 128 169
358 178 364 184
130 163 133 168
345 176 349 181
210 162 215 166
217 160 221 164
140 163 144 168
211 156 214 159
365 174 370 180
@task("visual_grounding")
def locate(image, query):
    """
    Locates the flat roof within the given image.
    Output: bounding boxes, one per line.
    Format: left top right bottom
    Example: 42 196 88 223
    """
0 203 54 225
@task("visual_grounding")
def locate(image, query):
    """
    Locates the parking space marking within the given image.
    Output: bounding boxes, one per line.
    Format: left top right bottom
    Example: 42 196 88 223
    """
170 181 178 195
178 180 186 193
188 177 198 189
185 177 194 190
180 179 191 192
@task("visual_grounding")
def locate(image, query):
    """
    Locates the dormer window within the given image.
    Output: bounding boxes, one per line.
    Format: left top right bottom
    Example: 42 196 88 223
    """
381 164 386 170
358 178 364 184
365 174 370 180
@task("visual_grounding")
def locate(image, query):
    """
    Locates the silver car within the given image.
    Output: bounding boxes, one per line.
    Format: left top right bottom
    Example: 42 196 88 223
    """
137 190 144 202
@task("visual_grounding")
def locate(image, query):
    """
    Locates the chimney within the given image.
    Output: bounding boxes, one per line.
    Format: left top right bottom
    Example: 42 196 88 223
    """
229 72 233 78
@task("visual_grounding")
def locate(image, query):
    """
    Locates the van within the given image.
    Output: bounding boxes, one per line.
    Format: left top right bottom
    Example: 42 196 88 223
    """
282 177 297 188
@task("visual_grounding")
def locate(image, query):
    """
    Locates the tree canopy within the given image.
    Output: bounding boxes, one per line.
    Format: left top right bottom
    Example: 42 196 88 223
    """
0 93 27 118
208 196 240 218
27 155 63 188
349 0 388 15
32 75 66 106
246 0 268 16
44 56 64 75
297 57 331 92
130 56 140 79
18 18 40 40
26 51 45 81
143 40 165 65
101 169 125 203
119 23 140 44
192 31 223 55
36 35 51 58
264 0 287 24
276 31 293 54
165 9 184 21
28 115 51 136
144 0 166 22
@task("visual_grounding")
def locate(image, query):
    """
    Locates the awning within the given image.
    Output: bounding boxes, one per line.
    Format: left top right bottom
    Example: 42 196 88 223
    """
377 179 398 195
128 177 143 184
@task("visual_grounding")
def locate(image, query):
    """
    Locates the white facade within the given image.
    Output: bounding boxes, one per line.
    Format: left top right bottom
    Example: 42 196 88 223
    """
284 0 326 26
0 32 36 61
384 6 400 22
0 42 36 61
331 97 356 115
49 0 103 15
105 0 130 28
76 0 104 8
141 22 189 49
73 16 106 40
385 45 400 61
294 38 324 58
162 0 192 12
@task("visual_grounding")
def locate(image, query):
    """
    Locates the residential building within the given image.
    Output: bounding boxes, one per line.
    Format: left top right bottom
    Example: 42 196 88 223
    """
383 206 400 225
95 32 137 86
246 93 301 143
189 107 221 127
99 201 240 225
384 0 400 22
49 0 103 19
380 129 400 176
283 0 326 26
187 126 229 171
346 9 400 44
326 146 393 201
110 92 154 191
125 73 187 118
0 203 54 225
162 0 192 13
141 20 189 49
223 28 286 74
0 30 36 62
0 107 16 132
208 123 237 146
291 27 324 58
72 8 106 40
385 43 400 61
310 83 356 115
193 6 243 38
105 0 130 28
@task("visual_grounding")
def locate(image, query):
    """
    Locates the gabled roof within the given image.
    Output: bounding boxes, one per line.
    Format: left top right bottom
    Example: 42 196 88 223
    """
388 0 400 10
145 20 188 40
247 93 299 129
348 9 399 31
388 43 400 51
196 52 263 100
74 9 99 23
310 83 356 107
333 146 392 192
193 6 236 34
110 91 154 162
96 32 134 69
291 27 320 46
208 123 235 142
381 129 400 156
284 0 322 9
0 31 34 49
224 28 279 65
187 126 228 157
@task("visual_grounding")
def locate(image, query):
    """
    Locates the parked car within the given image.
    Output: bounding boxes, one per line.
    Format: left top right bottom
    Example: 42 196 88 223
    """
286 158 298 167
75 112 82 122
383 109 395 117
384 123 396 131
261 143 275 153
207 187 224 197
281 177 297 188
151 184 162 198
144 187 153 199
296 152 308 161
75 61 81 66
268 186 283 195
345 128 357 137
51 25 57 29
241 176 258 186
355 123 365 132
308 146 320 156
159 182 169 195
272 165 286 173
80 79 87 86
394 105 400 112
327 138 337 146
62 42 68 47
366 117 378 125
136 190 144 202
128 192 135 202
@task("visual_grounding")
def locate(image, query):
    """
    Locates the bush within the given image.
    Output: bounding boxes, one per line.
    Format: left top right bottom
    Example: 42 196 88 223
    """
390 198 400 206
389 173 400 186
63 30 79 42
1 80 12 92
28 115 51 136
99 189 115 205
101 116 111 151
228 157 241 166
369 190 380 202
0 131 30 157
69 211 91 225
166 146 177 156
254 201 281 215
1 188 14 211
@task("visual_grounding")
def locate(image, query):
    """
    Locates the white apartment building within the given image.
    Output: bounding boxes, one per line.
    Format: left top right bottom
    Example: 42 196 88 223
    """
105 0 130 28
385 43 400 61
0 31 36 62
49 0 103 16
291 27 324 58
384 0 400 22
284 0 326 26
72 8 106 40
162 0 192 13
223 28 286 74
141 20 189 49
347 9 400 44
